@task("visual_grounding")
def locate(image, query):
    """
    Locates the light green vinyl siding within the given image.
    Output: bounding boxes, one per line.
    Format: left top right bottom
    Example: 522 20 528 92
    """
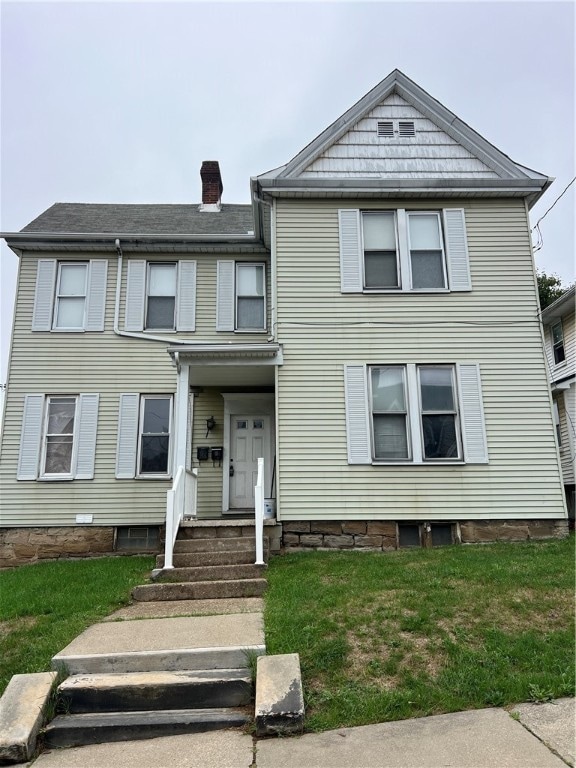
274 198 566 521
0 251 270 526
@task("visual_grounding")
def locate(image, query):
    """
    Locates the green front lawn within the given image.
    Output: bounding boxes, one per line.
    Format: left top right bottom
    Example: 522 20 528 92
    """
264 537 575 732
0 556 154 694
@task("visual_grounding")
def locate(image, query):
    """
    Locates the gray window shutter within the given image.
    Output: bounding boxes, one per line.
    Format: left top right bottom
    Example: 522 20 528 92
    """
32 260 57 331
85 260 108 331
339 210 363 293
125 260 146 331
176 261 196 332
116 394 139 478
444 209 471 291
457 363 488 463
74 394 99 479
216 260 235 331
344 365 371 464
17 394 44 480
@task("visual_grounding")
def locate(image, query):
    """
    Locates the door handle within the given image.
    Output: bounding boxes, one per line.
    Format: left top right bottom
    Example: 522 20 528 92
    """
229 460 235 477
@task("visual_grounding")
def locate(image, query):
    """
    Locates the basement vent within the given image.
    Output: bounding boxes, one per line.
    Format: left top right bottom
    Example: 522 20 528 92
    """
116 526 160 551
377 121 394 137
399 121 416 137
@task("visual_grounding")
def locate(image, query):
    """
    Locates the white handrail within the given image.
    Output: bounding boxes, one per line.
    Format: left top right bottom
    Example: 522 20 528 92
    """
254 457 265 566
164 465 195 570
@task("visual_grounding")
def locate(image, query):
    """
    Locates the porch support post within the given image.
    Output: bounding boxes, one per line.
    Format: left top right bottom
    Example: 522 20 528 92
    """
173 364 190 475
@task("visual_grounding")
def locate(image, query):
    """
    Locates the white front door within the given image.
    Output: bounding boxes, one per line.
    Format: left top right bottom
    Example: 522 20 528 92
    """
230 415 269 509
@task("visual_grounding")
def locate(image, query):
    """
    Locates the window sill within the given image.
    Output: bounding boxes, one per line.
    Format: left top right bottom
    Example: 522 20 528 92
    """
38 475 75 482
50 328 86 333
362 289 450 294
136 474 173 480
234 329 268 334
144 328 177 334
371 461 465 466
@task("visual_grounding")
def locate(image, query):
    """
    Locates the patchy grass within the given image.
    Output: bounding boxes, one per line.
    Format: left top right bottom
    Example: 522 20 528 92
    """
0 556 154 694
264 537 575 732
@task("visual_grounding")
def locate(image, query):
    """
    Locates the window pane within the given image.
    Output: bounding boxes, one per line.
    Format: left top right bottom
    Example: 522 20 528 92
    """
237 265 264 296
420 368 454 411
409 214 441 250
364 252 398 288
149 264 176 296
371 367 406 411
143 398 170 434
140 435 170 473
363 213 396 250
59 264 87 295
411 251 445 289
47 398 76 435
373 414 408 459
237 297 265 328
422 414 458 458
147 296 175 329
552 323 563 345
554 345 566 365
56 297 85 328
45 436 73 473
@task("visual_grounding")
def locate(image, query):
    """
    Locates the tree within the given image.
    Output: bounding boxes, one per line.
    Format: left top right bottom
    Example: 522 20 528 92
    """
537 270 569 310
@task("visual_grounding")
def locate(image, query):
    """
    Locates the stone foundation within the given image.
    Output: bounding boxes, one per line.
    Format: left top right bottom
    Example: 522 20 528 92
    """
0 527 116 568
281 519 569 551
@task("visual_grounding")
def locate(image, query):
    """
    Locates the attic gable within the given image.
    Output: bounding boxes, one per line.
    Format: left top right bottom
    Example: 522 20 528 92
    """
300 92 499 180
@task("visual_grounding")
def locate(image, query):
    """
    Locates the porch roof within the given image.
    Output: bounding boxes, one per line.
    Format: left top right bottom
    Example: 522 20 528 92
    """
167 344 283 387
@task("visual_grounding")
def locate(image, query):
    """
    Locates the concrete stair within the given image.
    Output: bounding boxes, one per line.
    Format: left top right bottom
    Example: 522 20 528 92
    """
132 520 271 603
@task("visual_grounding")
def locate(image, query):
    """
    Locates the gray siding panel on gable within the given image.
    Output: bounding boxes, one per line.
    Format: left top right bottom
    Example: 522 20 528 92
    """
274 197 566 520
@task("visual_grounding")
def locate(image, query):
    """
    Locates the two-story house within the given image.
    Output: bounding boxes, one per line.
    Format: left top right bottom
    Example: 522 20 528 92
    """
0 70 568 565
541 286 575 521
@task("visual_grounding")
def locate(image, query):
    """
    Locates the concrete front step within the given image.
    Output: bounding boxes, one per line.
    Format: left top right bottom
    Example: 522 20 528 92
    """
57 669 252 713
173 537 265 554
155 564 266 583
43 707 251 748
132 578 267 602
156 550 262 568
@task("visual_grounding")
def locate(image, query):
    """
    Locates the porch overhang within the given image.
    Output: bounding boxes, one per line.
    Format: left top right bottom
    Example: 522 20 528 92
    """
167 343 283 387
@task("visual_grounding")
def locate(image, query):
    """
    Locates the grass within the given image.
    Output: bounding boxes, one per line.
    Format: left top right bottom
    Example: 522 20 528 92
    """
0 555 154 694
264 536 575 732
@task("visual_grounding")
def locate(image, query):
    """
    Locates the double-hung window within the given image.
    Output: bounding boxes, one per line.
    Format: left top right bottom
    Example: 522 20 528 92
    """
340 208 470 293
116 394 173 478
54 264 88 329
362 213 400 289
551 322 565 365
32 259 108 332
17 393 99 481
146 263 177 330
216 261 267 332
345 362 487 465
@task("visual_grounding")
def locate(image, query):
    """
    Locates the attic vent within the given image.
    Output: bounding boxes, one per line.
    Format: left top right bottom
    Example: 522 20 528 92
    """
399 121 415 137
377 121 394 137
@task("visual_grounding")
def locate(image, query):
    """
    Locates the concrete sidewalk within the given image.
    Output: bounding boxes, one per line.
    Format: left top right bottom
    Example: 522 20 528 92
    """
24 698 574 767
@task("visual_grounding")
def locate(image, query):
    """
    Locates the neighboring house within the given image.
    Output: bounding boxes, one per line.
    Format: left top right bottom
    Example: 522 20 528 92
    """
541 286 575 520
0 70 568 564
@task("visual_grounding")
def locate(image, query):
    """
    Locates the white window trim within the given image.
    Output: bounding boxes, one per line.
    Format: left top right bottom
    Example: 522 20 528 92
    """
234 262 267 333
369 364 464 465
52 263 88 331
136 395 173 479
361 211 402 291
145 262 177 332
406 211 448 292
368 365 412 461
39 395 78 481
551 322 566 367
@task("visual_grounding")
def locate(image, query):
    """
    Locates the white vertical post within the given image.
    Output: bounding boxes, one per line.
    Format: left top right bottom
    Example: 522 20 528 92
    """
255 457 265 566
173 364 189 476
164 489 175 570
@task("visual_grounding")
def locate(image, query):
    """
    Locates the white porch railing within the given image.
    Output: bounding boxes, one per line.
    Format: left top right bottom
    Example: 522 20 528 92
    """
164 466 198 570
254 457 265 566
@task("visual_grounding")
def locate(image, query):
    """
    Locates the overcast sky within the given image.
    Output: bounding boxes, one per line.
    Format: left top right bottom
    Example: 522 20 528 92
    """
1 0 574 383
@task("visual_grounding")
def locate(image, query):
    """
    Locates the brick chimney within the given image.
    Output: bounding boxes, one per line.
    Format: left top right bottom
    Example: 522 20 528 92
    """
199 161 223 211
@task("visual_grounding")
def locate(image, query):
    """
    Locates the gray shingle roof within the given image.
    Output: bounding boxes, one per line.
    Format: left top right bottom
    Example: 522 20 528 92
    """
21 203 255 236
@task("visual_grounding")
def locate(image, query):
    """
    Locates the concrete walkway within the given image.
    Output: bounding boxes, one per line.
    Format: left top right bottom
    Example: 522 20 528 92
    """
13 599 575 767
24 698 574 767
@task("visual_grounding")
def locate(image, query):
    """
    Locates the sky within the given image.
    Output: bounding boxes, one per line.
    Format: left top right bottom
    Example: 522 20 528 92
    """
1 0 575 385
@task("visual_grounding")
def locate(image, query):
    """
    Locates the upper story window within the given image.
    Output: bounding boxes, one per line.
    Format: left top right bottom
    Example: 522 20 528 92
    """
551 322 565 364
217 260 267 332
146 263 177 330
32 259 108 333
124 260 196 333
340 208 471 294
54 264 88 329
